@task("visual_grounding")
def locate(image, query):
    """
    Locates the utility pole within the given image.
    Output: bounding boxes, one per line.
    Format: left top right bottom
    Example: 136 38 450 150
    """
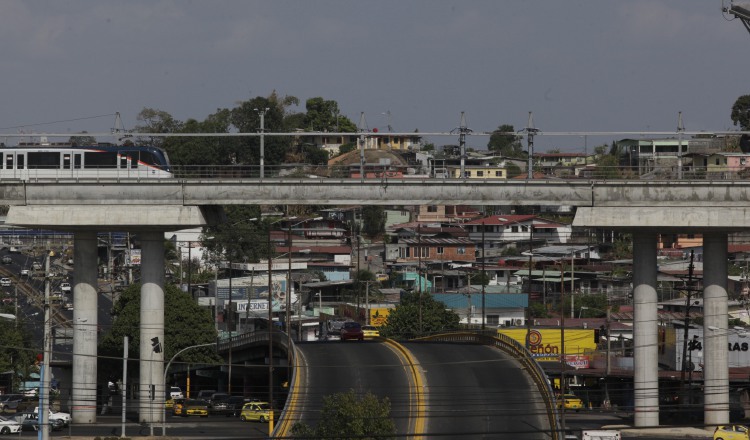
520 112 540 179
481 221 486 331
679 251 697 401
255 108 269 178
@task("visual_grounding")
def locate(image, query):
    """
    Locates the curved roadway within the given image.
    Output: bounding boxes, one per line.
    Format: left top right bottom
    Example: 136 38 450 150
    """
404 341 551 439
286 339 551 439
291 340 417 437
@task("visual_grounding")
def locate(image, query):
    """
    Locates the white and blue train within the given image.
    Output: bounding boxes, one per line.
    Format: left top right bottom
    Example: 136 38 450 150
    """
0 144 172 179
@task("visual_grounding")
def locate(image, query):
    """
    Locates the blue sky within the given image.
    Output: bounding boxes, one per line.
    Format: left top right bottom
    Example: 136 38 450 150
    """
0 1 747 151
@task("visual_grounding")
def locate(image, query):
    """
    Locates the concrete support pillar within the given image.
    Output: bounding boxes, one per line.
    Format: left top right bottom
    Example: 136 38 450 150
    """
632 232 659 427
71 232 99 424
139 232 165 423
703 233 729 425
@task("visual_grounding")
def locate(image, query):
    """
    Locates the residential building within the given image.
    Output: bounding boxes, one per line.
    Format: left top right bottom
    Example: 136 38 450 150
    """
463 215 573 246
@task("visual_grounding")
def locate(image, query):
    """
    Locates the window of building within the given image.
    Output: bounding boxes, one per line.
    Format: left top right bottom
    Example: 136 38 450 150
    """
457 247 466 255
477 170 484 177
420 246 429 258
427 205 438 213
495 170 503 177
487 315 499 325
437 246 444 255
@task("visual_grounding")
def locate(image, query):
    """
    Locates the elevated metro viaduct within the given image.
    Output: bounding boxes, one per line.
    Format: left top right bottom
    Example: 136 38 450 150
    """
3 177 748 427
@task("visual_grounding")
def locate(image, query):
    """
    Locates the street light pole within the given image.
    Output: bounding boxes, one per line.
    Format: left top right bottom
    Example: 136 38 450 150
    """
266 229 275 435
161 342 216 436
255 107 269 178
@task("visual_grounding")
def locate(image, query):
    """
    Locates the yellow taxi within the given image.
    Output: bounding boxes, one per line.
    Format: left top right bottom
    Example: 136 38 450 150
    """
362 325 380 338
182 399 209 417
714 425 750 440
172 399 185 416
165 398 176 409
556 394 584 412
240 401 272 423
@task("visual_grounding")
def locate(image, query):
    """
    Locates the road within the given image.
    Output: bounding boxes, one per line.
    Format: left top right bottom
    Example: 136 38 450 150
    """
403 341 551 439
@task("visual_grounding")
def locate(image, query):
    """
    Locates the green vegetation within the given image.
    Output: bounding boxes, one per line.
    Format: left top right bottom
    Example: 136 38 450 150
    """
290 390 396 439
379 291 460 338
98 283 220 376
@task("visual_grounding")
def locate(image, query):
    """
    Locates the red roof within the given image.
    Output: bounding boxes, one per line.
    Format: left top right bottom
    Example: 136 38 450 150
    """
463 215 536 226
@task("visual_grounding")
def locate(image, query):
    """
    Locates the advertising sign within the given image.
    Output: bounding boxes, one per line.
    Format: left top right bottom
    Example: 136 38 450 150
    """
498 328 598 364
369 308 391 327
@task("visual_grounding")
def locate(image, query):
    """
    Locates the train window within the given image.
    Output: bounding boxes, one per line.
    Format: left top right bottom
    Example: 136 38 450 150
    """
74 154 81 169
84 152 117 168
16 154 24 169
28 152 61 169
63 154 71 169
119 155 128 169
5 154 13 170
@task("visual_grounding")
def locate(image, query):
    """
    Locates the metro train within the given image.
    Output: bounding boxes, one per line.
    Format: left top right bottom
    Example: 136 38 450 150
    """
0 144 172 179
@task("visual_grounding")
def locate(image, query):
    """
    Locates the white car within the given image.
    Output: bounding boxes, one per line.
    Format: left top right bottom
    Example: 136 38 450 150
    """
60 282 71 293
169 386 184 399
20 269 29 277
0 415 22 434
0 278 11 287
33 408 71 427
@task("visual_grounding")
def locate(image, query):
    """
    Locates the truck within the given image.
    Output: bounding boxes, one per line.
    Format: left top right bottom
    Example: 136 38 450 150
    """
582 430 621 440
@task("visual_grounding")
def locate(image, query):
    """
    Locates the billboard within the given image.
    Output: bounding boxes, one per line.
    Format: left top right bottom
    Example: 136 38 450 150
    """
497 328 598 362
369 308 391 327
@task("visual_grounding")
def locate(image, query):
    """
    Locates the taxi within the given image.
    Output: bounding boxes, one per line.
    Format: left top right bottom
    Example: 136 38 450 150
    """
714 425 750 440
240 401 272 423
182 399 209 417
362 325 380 338
556 394 584 412
171 399 185 416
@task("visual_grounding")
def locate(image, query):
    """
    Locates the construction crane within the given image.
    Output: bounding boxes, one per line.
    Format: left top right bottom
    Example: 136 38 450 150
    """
723 0 750 36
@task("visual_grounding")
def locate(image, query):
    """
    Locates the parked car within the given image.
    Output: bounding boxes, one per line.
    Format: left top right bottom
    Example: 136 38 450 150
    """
0 394 22 412
0 415 22 434
33 408 71 427
13 412 62 432
181 399 209 417
60 282 71 293
362 325 380 338
1 256 12 264
340 321 364 341
225 396 251 417
196 389 216 400
240 401 272 423
714 425 750 440
169 386 183 399
31 262 41 271
0 279 11 287
208 393 230 414
19 269 29 277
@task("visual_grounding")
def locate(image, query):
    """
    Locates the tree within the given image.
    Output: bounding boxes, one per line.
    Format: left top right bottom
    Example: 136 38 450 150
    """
488 124 525 158
290 390 396 439
593 155 621 179
201 205 272 266
304 97 356 132
98 283 220 375
361 206 386 238
731 95 750 130
0 313 37 391
379 291 460 338
134 108 184 148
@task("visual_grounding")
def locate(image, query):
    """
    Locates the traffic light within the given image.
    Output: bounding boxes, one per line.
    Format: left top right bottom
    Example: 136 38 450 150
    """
151 337 161 353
